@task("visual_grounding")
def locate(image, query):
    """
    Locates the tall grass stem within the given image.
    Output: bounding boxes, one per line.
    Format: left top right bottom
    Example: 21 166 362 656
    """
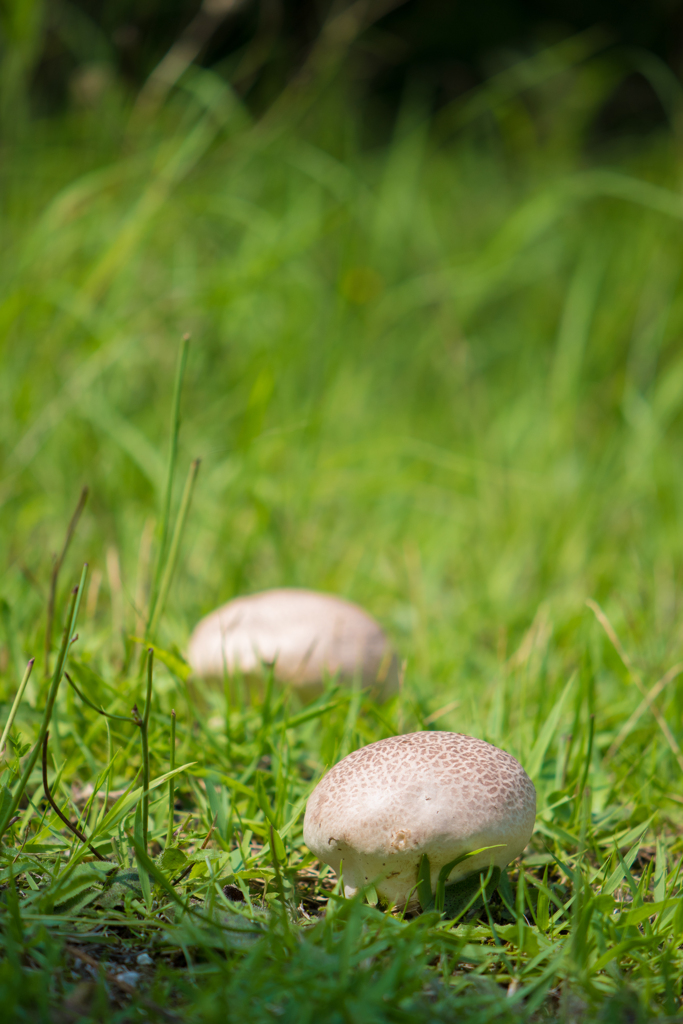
45 487 88 679
574 713 595 825
148 458 200 639
137 647 154 850
147 335 190 634
167 709 176 848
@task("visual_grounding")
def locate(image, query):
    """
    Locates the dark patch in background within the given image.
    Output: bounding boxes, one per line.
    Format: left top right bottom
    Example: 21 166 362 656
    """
24 0 683 134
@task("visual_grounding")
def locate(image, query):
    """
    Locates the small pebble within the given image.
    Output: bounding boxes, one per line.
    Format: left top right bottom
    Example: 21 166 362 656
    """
136 953 154 967
116 971 140 987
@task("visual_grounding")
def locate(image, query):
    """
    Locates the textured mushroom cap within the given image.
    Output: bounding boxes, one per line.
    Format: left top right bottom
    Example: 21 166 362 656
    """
187 589 399 700
303 732 536 907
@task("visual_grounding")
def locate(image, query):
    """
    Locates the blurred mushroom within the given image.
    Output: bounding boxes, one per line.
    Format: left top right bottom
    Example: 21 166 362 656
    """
303 731 536 910
187 588 399 701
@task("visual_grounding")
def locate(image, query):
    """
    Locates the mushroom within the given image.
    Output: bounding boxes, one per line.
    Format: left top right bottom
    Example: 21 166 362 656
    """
303 731 536 909
187 588 399 701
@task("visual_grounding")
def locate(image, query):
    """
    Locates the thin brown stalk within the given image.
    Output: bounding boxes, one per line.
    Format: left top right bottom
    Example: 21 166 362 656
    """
45 487 88 678
605 662 683 761
42 733 107 861
257 0 410 132
585 599 638 677
138 0 242 110
424 699 461 725
586 599 683 774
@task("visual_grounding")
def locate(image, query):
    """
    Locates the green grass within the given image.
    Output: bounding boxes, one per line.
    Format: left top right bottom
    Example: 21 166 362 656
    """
2 32 683 1021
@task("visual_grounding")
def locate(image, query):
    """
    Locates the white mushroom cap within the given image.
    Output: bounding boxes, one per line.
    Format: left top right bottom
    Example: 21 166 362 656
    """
303 732 536 907
187 588 399 700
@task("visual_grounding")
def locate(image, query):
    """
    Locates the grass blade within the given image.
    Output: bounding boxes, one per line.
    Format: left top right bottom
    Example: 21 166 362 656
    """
526 673 576 782
148 458 200 639
146 334 190 634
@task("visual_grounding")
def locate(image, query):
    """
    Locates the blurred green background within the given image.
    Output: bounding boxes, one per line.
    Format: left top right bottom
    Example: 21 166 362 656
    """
3 0 683 731
4 11 683 1016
